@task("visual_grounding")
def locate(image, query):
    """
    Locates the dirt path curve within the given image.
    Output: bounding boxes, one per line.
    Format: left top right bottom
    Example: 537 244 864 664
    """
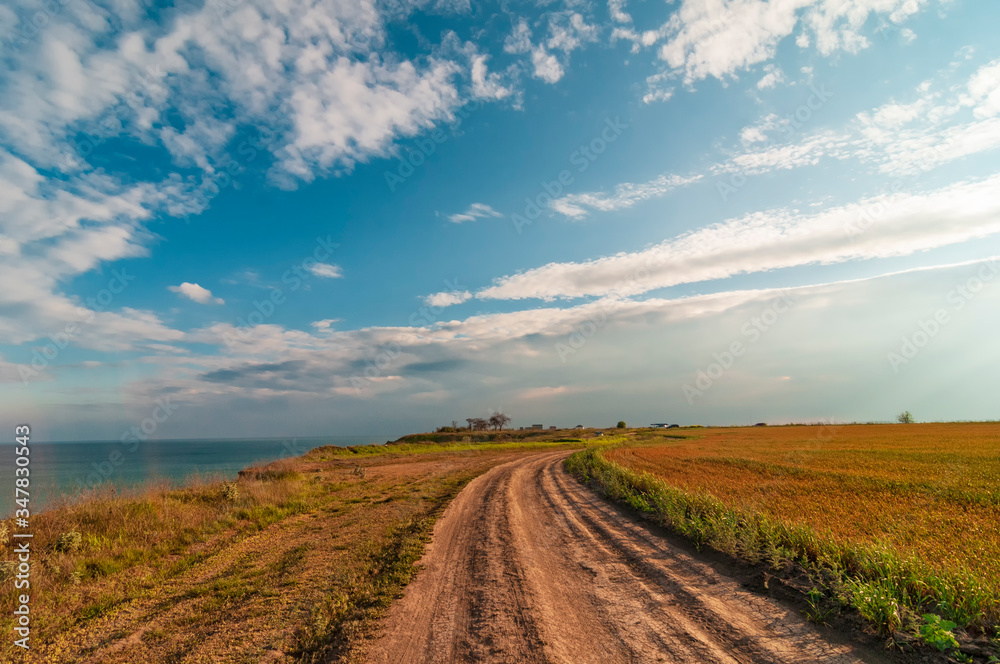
368 450 884 664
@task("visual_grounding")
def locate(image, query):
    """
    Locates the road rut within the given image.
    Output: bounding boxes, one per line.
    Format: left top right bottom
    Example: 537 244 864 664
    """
369 450 882 663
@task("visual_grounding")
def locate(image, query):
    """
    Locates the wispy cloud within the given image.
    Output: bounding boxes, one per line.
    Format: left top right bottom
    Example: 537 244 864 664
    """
306 263 344 279
477 173 1000 302
447 202 503 223
551 173 703 218
552 58 1000 218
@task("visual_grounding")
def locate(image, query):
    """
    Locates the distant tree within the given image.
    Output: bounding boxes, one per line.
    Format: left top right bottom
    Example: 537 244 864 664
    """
469 418 489 431
466 418 475 431
897 410 915 424
488 412 512 431
451 420 459 429
616 421 627 429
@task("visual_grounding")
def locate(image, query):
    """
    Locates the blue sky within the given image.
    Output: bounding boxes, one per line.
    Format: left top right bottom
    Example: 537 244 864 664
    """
2 0 1000 441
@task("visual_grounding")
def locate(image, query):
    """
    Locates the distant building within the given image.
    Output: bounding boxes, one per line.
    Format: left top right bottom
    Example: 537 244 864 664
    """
549 425 557 430
650 423 669 428
530 424 543 429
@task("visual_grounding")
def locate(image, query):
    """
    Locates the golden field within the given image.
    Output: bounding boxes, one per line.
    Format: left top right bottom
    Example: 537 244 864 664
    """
570 422 1000 646
606 423 1000 583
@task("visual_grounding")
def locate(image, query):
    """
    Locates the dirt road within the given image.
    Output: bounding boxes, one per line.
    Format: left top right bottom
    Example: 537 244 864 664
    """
369 450 884 664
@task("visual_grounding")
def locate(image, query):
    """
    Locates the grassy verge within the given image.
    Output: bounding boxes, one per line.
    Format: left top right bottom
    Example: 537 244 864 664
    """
566 445 1000 661
291 471 475 663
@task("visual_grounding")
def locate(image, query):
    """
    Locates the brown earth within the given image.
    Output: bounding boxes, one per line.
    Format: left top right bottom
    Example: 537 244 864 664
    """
367 450 889 664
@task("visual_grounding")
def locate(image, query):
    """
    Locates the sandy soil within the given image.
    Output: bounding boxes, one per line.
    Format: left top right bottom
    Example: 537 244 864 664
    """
368 450 887 664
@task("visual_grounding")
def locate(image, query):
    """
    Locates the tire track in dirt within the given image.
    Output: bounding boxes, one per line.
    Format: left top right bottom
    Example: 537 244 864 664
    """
369 450 887 664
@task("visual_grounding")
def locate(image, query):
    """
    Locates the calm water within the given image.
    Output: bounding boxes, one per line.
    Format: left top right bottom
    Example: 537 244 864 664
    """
1 436 381 517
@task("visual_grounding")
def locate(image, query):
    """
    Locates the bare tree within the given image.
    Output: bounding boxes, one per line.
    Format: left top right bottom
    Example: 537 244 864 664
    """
489 412 511 431
466 418 475 431
469 418 489 431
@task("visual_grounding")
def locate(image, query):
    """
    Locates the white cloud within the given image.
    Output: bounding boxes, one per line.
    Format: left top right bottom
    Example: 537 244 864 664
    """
425 290 473 307
475 174 1000 302
642 71 675 104
276 56 462 186
608 0 631 24
307 263 344 279
169 282 225 305
655 0 928 84
311 318 341 331
546 12 598 53
965 58 1000 119
756 64 785 89
470 54 514 101
550 173 704 218
531 46 564 84
447 202 503 223
504 19 533 55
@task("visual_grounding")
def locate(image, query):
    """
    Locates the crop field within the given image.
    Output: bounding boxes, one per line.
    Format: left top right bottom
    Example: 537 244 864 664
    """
570 422 1000 649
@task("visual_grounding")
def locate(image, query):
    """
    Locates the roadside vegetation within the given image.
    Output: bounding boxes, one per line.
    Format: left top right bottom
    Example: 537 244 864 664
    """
0 437 584 662
566 423 1000 662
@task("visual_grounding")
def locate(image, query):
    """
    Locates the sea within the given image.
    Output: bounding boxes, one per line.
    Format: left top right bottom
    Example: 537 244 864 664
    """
1 436 381 517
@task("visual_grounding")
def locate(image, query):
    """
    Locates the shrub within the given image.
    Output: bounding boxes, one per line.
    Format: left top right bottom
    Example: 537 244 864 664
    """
0 560 16 582
54 531 83 553
222 482 240 501
616 421 627 429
